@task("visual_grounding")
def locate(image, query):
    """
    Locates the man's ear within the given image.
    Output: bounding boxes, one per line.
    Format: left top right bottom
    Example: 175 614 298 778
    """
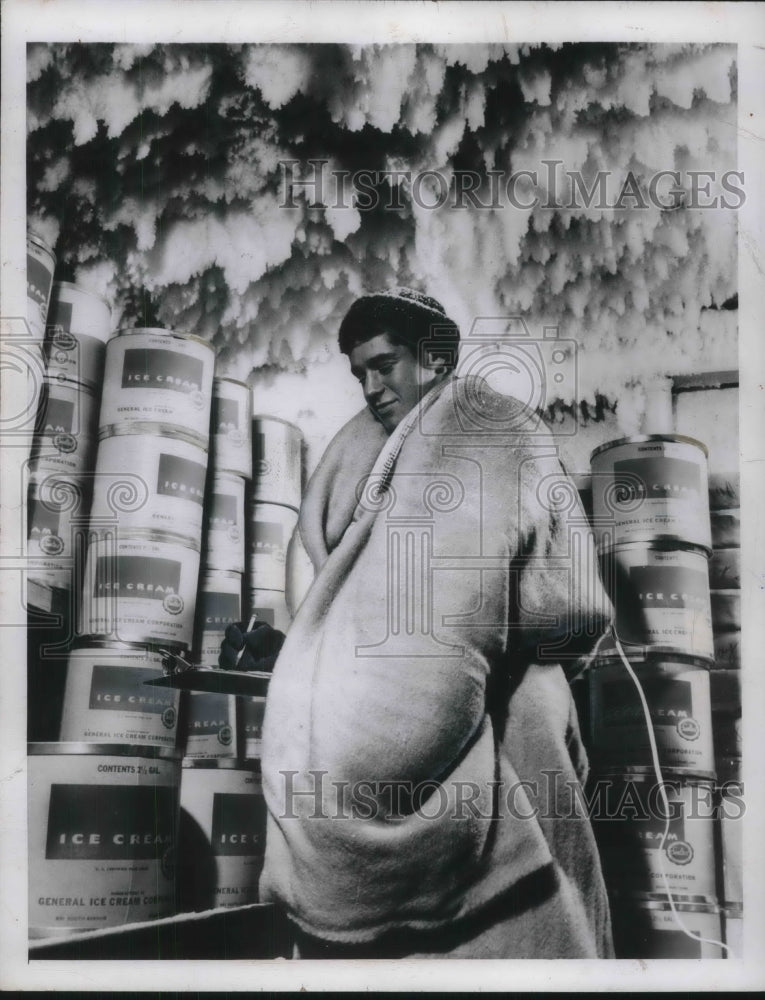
425 350 449 375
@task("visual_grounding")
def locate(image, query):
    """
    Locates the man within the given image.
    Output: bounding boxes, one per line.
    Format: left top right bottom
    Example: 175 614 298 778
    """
223 287 614 958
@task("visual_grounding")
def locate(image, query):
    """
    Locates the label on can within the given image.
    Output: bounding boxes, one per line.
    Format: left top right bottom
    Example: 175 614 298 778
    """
248 505 297 592
204 479 245 573
44 329 106 387
26 475 91 591
100 333 214 442
90 433 207 543
195 582 242 668
80 536 199 647
182 692 237 758
211 790 266 856
28 749 179 934
211 381 252 478
27 236 56 342
30 380 98 477
601 545 714 659
178 763 264 910
47 282 111 341
239 697 267 759
121 349 204 399
60 652 180 747
591 438 711 551
590 661 713 772
157 453 207 506
592 774 717 899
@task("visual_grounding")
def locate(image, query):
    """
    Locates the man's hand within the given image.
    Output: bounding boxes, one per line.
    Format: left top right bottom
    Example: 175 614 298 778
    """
219 621 286 672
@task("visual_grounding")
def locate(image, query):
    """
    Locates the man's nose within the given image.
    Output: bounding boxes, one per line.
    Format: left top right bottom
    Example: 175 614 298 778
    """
363 370 383 398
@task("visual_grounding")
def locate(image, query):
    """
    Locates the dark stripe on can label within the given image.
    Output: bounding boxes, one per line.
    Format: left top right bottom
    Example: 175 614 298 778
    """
211 792 266 856
199 591 240 630
121 349 204 396
209 493 239 528
28 253 54 310
629 565 709 610
89 665 177 722
212 396 240 433
251 521 284 552
93 556 182 603
157 453 206 506
45 783 177 862
612 457 701 502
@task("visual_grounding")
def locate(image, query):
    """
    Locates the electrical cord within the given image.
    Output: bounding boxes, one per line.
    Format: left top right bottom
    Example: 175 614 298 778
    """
590 625 734 958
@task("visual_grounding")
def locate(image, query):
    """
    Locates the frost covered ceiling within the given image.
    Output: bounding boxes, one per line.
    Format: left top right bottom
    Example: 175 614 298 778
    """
27 42 737 405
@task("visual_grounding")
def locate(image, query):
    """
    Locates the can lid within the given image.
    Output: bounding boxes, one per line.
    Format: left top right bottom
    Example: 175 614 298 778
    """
182 756 262 772
214 376 250 391
27 231 57 261
52 281 112 311
251 413 302 434
97 422 209 451
597 538 711 558
115 327 216 352
88 526 201 552
590 434 709 462
28 742 182 760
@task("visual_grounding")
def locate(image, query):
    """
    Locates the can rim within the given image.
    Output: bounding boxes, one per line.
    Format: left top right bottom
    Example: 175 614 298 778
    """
593 766 716 784
28 742 182 759
200 569 243 582
597 538 711 558
88 527 201 551
211 471 246 489
182 757 262 772
97 422 209 449
52 281 112 311
595 641 714 664
69 639 167 656
114 327 216 352
251 414 302 433
609 893 721 914
590 651 713 671
590 434 709 462
249 500 299 517
215 376 250 391
28 231 57 261
79 632 189 651
42 372 98 394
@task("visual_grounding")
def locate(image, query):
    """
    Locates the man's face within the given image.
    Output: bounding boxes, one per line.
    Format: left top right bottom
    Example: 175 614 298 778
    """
349 331 443 433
